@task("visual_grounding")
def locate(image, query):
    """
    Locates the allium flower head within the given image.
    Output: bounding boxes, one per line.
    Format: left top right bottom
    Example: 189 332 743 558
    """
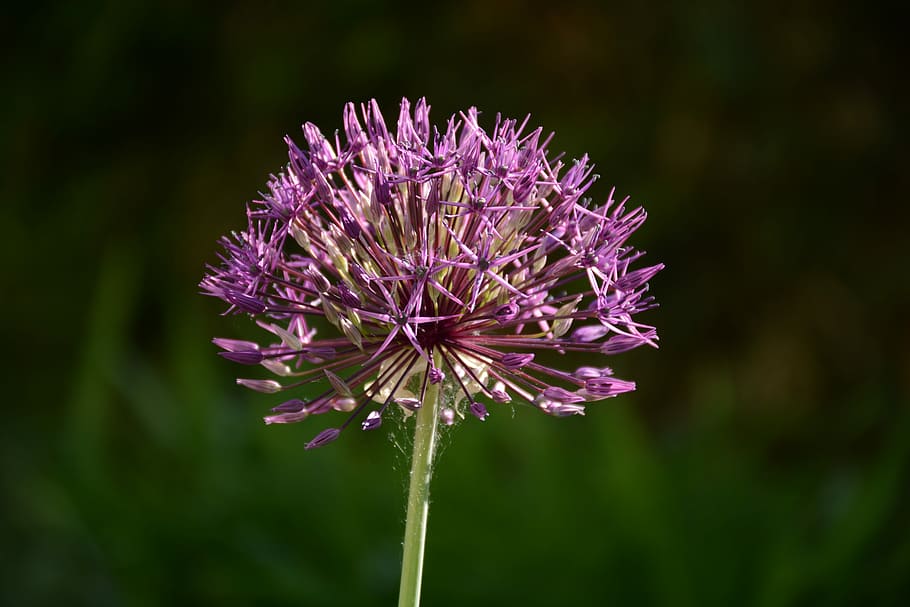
201 98 662 449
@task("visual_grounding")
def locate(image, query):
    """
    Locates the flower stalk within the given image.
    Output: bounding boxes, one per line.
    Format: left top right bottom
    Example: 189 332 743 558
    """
202 96 664 605
398 350 442 607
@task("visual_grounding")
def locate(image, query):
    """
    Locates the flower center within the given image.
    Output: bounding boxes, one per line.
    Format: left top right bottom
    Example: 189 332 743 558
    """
416 320 450 349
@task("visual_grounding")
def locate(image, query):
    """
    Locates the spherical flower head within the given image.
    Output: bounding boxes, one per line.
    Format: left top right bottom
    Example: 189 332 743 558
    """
201 98 662 448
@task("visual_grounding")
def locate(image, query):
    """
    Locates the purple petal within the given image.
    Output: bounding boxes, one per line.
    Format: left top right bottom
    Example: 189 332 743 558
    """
341 211 362 239
213 338 260 352
491 388 511 403
218 350 263 365
494 302 519 323
546 403 586 417
570 325 609 343
600 334 648 355
264 411 310 424
338 283 361 308
227 292 266 314
573 366 603 379
271 398 307 413
614 263 665 292
428 367 445 384
500 353 534 369
470 401 489 421
439 407 456 426
584 377 636 397
395 397 422 411
236 378 282 393
305 427 342 449
542 386 585 403
362 411 382 431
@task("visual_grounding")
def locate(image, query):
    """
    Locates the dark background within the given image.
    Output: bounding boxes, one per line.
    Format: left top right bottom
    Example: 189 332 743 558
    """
3 1 909 605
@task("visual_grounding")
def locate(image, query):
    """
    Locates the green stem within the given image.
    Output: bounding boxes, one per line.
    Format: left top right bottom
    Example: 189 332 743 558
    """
397 353 442 607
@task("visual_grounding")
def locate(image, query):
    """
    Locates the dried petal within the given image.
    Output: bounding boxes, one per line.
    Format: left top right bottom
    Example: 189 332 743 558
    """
325 370 354 397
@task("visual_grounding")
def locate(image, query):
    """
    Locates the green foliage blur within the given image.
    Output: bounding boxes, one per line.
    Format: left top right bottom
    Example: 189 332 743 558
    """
3 1 908 605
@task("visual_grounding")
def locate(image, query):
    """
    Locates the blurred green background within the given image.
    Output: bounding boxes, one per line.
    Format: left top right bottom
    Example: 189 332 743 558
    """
3 1 909 605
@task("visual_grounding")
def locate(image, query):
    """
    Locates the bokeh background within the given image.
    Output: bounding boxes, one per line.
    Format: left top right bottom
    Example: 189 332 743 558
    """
3 1 909 605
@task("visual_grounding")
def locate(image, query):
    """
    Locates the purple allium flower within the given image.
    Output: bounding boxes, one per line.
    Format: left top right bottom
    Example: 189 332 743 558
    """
201 98 662 449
